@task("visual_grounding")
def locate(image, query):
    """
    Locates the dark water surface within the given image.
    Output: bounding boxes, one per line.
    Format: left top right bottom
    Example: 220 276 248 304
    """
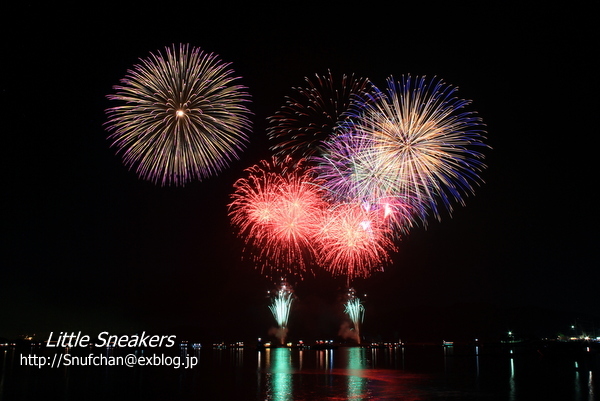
1 344 597 400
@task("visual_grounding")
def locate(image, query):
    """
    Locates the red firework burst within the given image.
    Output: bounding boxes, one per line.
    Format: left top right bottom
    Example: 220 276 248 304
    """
229 157 327 278
315 202 396 283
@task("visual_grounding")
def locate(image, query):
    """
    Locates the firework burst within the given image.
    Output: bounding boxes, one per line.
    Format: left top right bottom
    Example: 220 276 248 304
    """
315 203 396 284
105 43 252 186
349 75 488 219
229 157 326 279
314 128 423 234
267 71 373 159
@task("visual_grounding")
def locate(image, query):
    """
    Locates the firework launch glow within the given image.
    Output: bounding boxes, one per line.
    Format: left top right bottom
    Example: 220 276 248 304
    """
344 288 365 344
268 281 295 344
228 71 489 342
105 43 252 186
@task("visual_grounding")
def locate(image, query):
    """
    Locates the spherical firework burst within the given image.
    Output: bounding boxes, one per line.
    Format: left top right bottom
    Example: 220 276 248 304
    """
349 75 488 220
314 128 424 235
105 43 252 186
228 157 327 279
315 203 396 284
267 71 373 159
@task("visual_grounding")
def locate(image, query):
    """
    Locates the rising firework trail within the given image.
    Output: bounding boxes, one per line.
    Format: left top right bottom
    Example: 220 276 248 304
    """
344 288 365 344
231 73 488 342
105 43 252 186
268 280 295 345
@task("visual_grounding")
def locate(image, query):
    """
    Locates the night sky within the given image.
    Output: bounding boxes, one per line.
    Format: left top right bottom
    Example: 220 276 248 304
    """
2 3 597 343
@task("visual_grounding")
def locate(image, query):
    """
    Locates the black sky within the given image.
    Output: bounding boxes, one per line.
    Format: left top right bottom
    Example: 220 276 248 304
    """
2 2 597 343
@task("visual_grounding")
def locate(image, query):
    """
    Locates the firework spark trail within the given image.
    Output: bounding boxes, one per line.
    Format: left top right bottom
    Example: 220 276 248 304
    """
268 281 295 344
267 71 373 160
344 288 365 344
105 43 252 186
229 157 327 279
348 75 488 220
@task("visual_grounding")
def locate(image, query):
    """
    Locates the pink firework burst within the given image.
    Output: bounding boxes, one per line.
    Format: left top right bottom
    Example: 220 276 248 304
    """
229 157 327 279
315 203 396 283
